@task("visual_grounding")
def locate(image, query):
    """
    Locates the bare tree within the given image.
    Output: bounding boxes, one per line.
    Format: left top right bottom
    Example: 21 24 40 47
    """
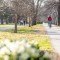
31 0 39 25
10 0 32 32
58 0 60 25
4 0 53 32
0 0 4 24
38 0 58 24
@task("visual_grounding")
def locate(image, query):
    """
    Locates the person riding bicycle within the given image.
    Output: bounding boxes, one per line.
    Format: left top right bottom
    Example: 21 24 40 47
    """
48 16 52 28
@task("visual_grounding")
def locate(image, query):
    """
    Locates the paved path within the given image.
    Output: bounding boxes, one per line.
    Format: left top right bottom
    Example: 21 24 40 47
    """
43 23 60 55
0 25 29 31
0 25 14 31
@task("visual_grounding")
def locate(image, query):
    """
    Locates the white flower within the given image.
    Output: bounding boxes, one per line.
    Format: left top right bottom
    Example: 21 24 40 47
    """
19 52 30 60
19 40 27 45
4 55 9 60
0 39 41 59
26 48 39 57
6 42 19 54
15 41 21 45
4 39 10 45
0 46 10 57
43 51 50 58
24 43 31 48
17 46 25 53
0 41 4 48
30 48 39 57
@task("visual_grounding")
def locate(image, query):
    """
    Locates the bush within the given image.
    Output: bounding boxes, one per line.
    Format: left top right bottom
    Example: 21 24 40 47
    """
37 22 43 24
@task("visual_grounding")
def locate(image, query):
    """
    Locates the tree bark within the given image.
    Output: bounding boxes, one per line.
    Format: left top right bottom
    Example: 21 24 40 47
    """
1 17 4 24
14 14 17 33
58 0 60 25
32 16 36 25
6 18 9 24
29 17 31 27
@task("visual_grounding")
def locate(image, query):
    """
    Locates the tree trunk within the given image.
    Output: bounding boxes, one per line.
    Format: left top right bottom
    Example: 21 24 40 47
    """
32 16 36 25
58 0 60 25
9 16 12 23
32 0 39 26
6 18 9 24
29 17 31 27
14 14 17 33
1 18 3 24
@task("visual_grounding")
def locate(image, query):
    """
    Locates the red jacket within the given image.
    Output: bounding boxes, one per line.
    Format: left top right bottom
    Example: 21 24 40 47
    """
48 17 52 21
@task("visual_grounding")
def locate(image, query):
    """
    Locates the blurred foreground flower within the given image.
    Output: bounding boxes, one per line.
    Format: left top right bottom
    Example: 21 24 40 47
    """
0 39 51 60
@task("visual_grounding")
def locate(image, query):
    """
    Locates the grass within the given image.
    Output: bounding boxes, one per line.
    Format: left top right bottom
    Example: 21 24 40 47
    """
0 24 53 51
1 24 46 34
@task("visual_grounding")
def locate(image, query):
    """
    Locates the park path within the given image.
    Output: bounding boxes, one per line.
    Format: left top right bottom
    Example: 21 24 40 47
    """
43 23 60 56
0 25 14 31
0 24 29 31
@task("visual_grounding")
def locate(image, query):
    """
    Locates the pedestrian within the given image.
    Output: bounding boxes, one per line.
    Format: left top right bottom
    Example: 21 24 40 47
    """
20 20 23 25
48 15 52 28
24 20 25 25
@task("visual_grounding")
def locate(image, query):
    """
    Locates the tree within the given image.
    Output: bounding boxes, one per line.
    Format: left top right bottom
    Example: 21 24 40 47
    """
37 0 58 24
21 0 44 25
32 0 40 25
58 0 60 25
7 0 45 32
14 14 17 33
0 0 11 24
10 0 33 32
0 0 4 24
